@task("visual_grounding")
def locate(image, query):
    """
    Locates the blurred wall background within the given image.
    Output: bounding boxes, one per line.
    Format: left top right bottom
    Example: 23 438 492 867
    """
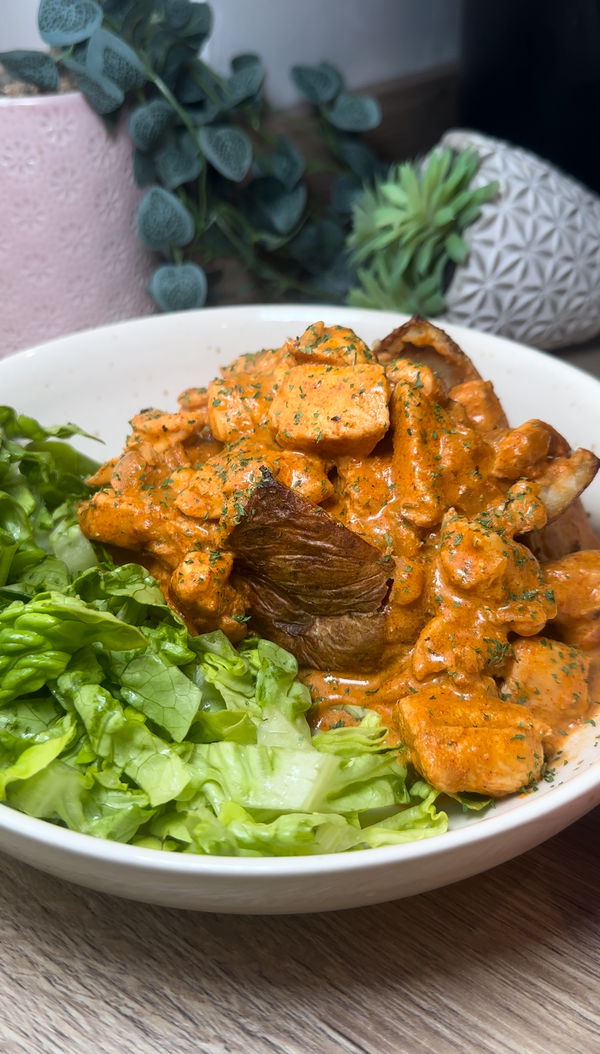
1 0 463 107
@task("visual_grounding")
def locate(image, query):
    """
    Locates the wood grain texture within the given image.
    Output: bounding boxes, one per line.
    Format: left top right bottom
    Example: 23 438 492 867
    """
0 805 598 1054
0 342 598 1054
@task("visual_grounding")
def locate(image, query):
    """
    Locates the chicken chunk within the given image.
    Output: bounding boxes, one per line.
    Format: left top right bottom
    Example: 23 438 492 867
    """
543 550 600 651
219 343 295 379
500 636 590 749
206 374 271 442
491 420 558 480
390 362 496 528
288 322 373 366
78 489 215 567
449 379 508 432
128 408 208 451
174 438 333 521
268 363 390 457
169 549 248 639
394 679 544 796
412 505 555 681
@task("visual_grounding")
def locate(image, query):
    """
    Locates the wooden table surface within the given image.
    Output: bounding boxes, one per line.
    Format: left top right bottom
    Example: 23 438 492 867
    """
1 342 599 1054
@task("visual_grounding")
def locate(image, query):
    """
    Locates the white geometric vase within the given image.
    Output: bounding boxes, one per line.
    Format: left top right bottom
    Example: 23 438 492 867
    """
440 129 600 350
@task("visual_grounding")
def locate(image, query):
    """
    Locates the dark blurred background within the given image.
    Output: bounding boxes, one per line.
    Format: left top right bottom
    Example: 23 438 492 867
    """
366 0 600 194
461 0 600 192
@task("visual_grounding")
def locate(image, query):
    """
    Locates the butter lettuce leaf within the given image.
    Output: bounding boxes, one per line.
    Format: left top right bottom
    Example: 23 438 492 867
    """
0 405 450 856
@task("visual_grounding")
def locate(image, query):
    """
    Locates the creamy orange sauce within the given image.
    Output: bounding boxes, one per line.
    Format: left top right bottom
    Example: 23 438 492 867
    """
78 319 600 798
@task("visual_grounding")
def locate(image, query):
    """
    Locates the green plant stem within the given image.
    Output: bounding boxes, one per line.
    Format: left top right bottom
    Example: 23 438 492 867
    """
145 67 199 143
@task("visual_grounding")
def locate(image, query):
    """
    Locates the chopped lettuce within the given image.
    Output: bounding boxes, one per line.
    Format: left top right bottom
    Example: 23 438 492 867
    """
0 406 449 855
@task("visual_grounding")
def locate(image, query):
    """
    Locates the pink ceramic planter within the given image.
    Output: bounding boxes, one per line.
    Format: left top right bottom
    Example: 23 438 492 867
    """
0 90 156 357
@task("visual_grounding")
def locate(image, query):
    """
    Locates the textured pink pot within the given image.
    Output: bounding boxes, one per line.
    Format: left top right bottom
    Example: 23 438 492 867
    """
0 91 156 357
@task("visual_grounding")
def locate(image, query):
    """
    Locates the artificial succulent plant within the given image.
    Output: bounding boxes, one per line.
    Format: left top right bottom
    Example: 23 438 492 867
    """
346 146 499 316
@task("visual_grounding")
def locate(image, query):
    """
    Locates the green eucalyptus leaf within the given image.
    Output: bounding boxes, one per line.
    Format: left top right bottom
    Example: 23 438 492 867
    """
137 186 195 250
119 0 159 46
149 263 207 311
326 91 381 132
85 27 146 92
133 148 156 187
336 136 384 179
186 98 222 125
246 177 307 236
290 62 342 103
162 43 194 86
154 131 203 190
287 217 345 274
61 58 124 114
101 0 136 13
165 0 194 30
177 58 223 104
180 3 213 43
38 0 102 46
331 173 362 214
144 28 177 74
226 54 265 105
0 50 59 93
198 125 252 182
256 135 304 189
231 53 261 72
128 100 174 150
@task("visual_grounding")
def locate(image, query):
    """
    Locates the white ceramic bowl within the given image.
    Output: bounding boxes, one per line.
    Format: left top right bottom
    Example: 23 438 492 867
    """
1 305 599 914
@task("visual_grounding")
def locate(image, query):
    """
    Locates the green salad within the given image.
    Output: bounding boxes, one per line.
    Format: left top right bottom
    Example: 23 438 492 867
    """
0 406 449 856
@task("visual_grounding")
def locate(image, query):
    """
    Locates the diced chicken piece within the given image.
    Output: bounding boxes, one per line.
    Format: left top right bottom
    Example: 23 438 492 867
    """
412 509 555 681
86 457 117 488
289 322 373 366
78 489 215 567
501 636 590 748
449 379 508 432
277 450 334 504
206 374 271 442
543 550 600 651
108 443 160 493
168 550 247 639
219 344 295 379
170 550 234 614
440 519 510 591
268 363 390 457
390 362 495 527
394 681 544 796
174 438 333 521
333 452 416 553
384 358 445 398
544 550 600 622
128 408 208 451
390 363 446 528
479 482 548 537
490 420 556 479
178 386 209 411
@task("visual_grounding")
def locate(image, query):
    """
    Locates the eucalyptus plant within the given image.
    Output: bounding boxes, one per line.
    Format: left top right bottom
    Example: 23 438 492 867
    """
0 0 384 311
346 147 499 315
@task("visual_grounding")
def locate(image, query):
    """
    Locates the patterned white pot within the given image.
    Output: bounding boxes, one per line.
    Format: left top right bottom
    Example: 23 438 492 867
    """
0 91 156 358
440 129 600 350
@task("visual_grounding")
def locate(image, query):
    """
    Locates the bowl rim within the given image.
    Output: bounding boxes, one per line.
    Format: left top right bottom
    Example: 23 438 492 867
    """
0 753 597 875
